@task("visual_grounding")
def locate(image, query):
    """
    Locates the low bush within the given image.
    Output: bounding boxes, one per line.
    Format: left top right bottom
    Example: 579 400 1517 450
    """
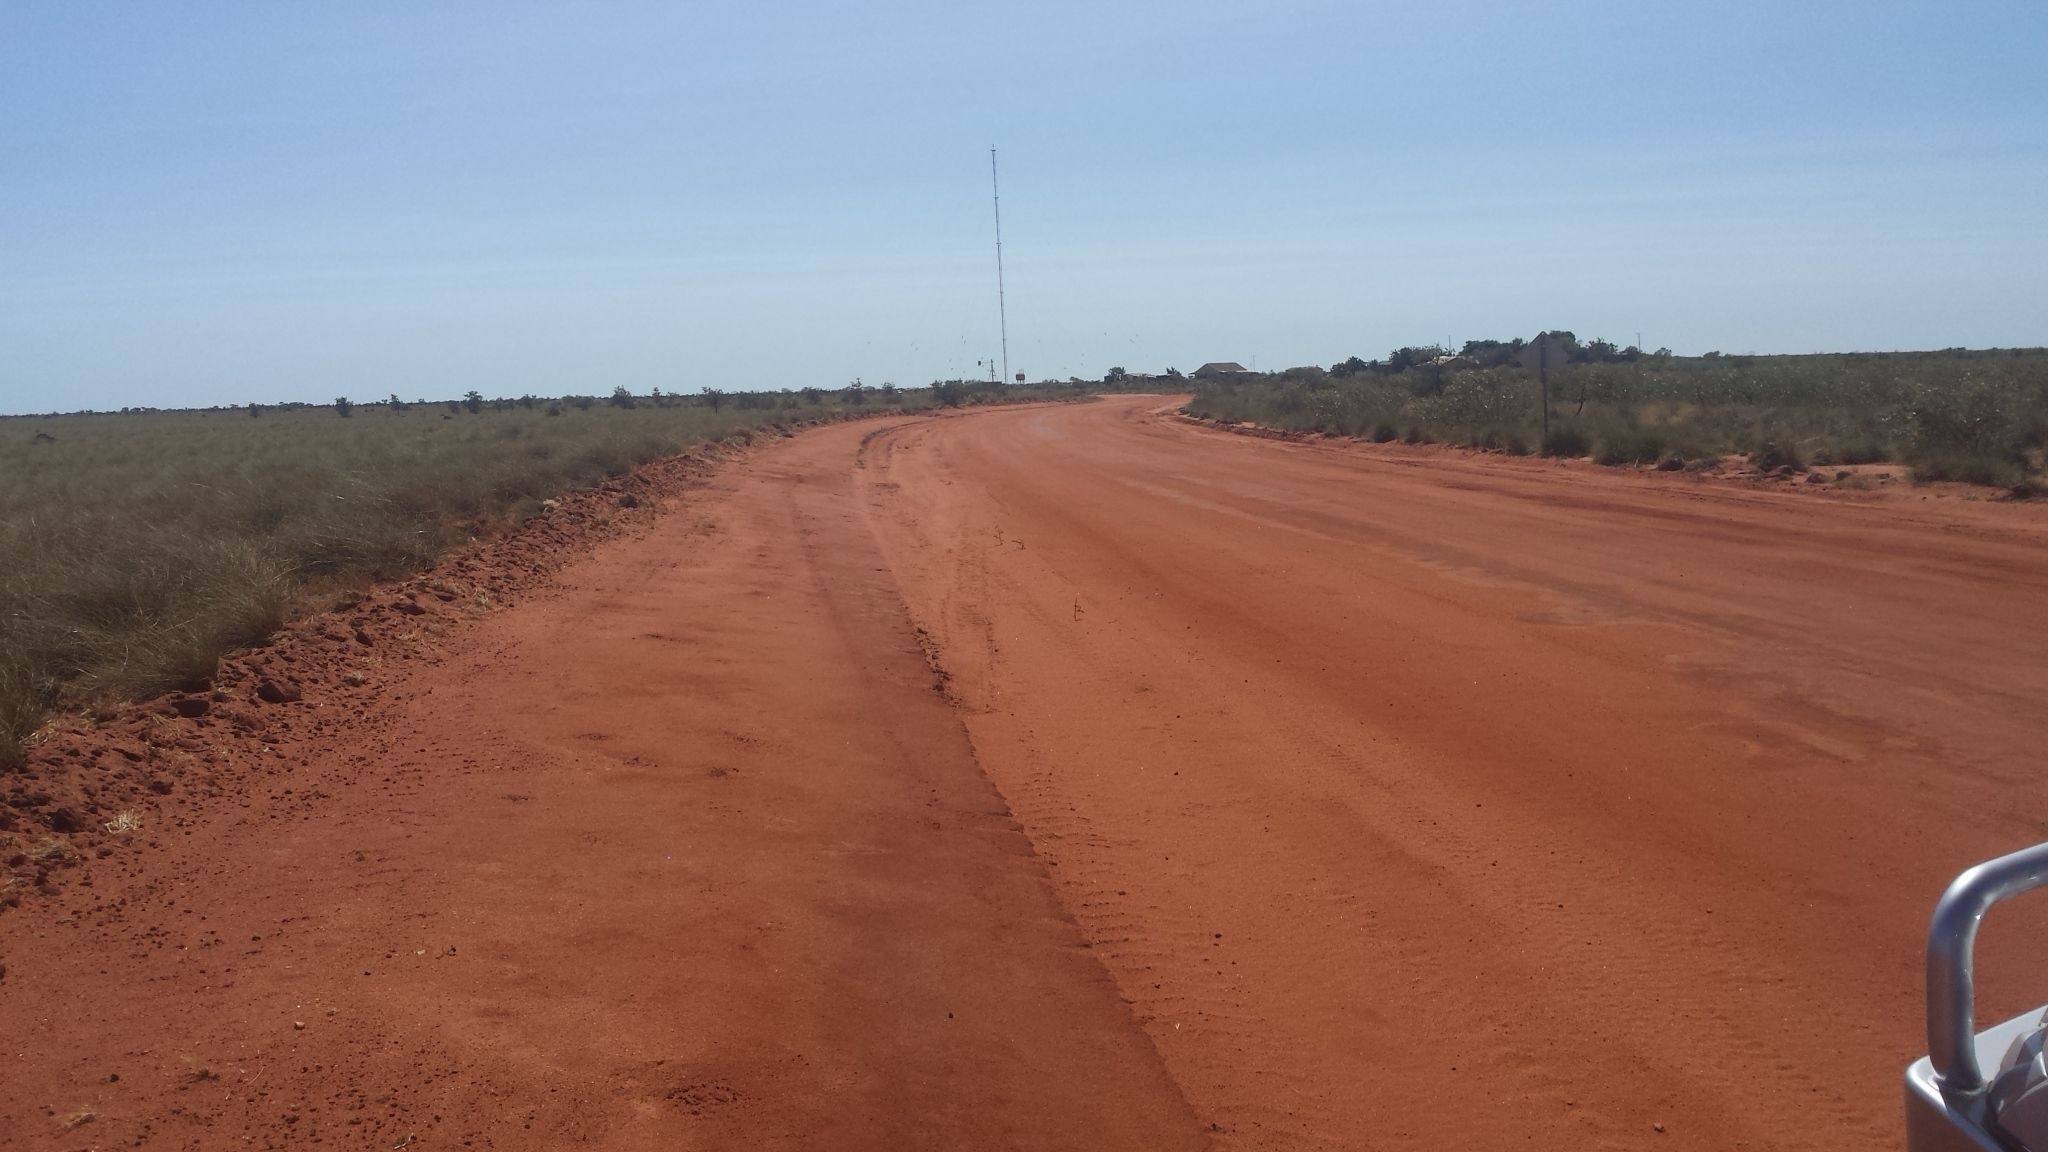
1593 426 1668 467
1910 452 2025 488
1750 442 1806 472
1542 426 1591 458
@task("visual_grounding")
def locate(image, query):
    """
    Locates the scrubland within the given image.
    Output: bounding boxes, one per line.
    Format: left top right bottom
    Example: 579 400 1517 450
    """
1185 347 2048 488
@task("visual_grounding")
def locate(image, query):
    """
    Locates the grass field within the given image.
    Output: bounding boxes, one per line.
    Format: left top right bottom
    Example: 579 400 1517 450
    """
0 381 1078 765
1184 346 2048 487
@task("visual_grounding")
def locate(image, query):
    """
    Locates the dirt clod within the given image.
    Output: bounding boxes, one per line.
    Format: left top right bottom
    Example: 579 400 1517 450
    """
168 696 211 718
255 679 303 705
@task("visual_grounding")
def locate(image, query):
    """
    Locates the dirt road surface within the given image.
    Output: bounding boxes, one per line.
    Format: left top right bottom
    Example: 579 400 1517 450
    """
7 397 2048 1150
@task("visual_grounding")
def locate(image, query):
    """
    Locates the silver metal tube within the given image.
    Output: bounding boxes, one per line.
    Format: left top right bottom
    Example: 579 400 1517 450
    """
1927 841 2048 1094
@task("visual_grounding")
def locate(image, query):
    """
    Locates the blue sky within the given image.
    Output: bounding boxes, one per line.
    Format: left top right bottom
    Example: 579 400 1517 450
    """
2 1 2044 412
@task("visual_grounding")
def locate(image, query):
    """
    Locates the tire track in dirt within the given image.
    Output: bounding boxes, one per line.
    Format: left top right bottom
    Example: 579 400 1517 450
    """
0 419 1207 1151
862 396 2048 1151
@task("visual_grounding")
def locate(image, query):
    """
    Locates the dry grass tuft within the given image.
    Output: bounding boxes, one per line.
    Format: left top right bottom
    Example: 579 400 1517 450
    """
29 836 75 864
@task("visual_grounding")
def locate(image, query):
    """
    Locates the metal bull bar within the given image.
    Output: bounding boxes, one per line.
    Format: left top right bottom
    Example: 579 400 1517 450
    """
1908 841 2048 1151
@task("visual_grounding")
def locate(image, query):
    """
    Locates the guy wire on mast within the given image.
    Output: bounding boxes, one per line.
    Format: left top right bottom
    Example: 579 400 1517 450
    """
991 146 1009 386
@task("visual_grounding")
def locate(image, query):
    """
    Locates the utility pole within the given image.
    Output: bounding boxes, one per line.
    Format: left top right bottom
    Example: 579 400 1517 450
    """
991 147 1009 388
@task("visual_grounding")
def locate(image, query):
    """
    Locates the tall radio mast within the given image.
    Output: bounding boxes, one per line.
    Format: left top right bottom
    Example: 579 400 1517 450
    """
991 147 1009 386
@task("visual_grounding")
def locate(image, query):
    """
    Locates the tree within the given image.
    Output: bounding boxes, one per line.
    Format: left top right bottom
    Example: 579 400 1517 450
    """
518 394 537 410
878 382 899 402
333 396 353 417
248 403 264 418
844 380 867 405
800 386 824 406
609 386 636 409
933 380 965 407
702 387 725 410
1165 367 1184 379
1104 366 1128 384
1458 340 1521 368
1330 356 1371 377
1386 346 1440 374
649 386 666 407
570 394 595 410
463 390 484 414
387 393 406 411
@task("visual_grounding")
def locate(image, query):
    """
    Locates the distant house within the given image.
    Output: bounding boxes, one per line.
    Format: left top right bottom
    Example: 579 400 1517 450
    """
1192 362 1252 379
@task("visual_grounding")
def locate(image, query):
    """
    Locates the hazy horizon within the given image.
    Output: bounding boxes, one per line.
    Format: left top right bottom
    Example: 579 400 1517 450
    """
4 1 2044 415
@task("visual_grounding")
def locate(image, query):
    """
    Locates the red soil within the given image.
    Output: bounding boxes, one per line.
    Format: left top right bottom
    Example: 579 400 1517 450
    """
6 397 2048 1150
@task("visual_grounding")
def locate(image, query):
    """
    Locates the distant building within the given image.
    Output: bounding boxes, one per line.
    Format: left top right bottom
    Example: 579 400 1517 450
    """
1192 362 1252 379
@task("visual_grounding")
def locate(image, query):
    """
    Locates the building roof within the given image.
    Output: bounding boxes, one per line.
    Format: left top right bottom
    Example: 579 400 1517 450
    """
1193 361 1251 375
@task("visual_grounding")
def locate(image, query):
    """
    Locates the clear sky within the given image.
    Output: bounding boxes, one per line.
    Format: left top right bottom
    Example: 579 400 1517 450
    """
2 1 2043 412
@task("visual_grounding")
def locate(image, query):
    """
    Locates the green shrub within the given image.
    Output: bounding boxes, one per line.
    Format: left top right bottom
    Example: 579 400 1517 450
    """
1751 442 1806 472
1542 427 1590 457
1911 452 2025 487
1594 426 1667 466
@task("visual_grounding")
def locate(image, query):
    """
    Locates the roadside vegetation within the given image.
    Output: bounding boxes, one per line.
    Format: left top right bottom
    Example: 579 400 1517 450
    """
1185 340 2048 491
0 380 1078 765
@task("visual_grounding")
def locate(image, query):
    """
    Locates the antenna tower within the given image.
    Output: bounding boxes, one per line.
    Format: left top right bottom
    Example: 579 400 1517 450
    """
991 147 1009 386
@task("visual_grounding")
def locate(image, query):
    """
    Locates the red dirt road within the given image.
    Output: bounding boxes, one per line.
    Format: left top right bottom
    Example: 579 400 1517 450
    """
8 397 2048 1150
